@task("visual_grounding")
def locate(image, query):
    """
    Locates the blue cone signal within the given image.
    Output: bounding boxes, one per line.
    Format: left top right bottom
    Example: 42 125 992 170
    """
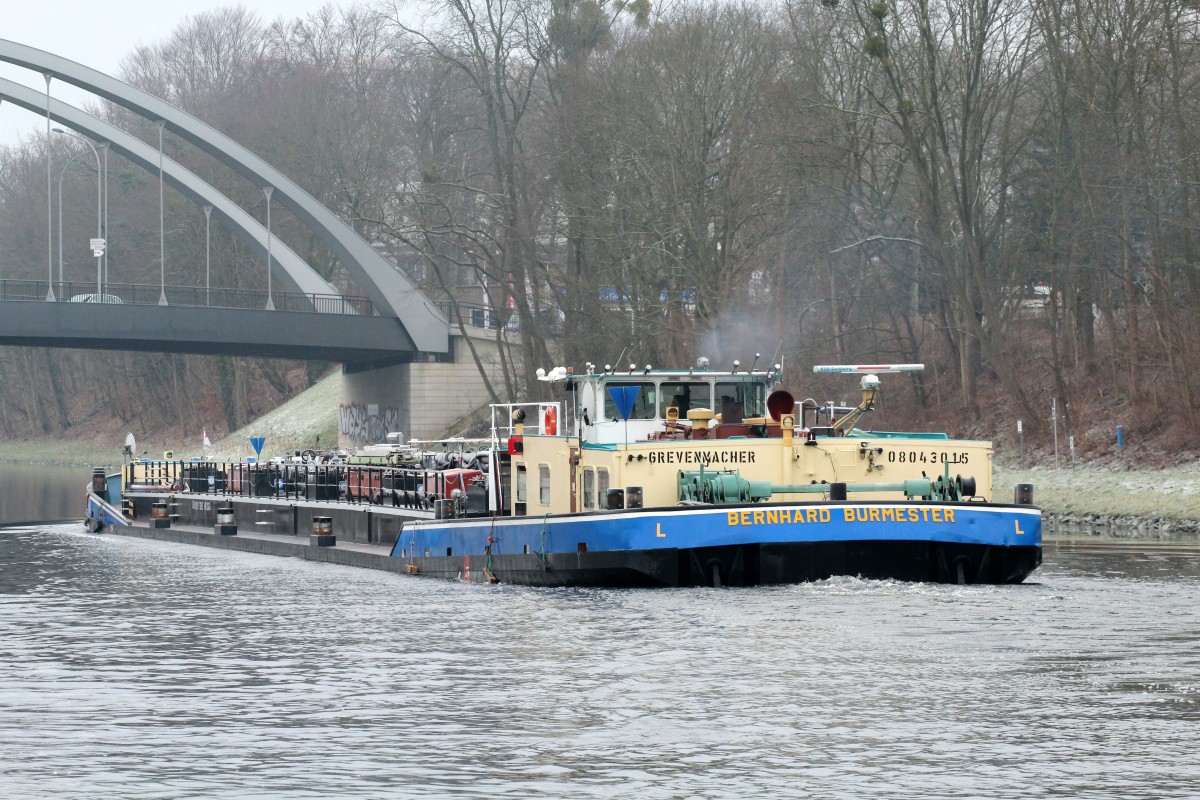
608 386 640 421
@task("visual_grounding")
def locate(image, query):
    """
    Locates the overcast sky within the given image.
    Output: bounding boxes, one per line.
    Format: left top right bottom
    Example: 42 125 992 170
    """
0 1 342 146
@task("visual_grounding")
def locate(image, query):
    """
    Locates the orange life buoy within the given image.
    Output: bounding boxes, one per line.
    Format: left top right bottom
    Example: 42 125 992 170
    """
543 407 558 435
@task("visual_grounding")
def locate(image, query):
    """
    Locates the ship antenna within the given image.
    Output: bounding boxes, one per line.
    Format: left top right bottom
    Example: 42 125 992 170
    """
608 346 628 375
749 352 761 372
767 338 783 374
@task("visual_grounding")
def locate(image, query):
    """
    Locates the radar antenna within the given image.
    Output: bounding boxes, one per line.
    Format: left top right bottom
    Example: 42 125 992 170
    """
812 364 925 432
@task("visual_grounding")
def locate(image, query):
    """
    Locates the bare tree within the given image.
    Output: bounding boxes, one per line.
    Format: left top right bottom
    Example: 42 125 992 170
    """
374 0 558 394
806 0 1040 422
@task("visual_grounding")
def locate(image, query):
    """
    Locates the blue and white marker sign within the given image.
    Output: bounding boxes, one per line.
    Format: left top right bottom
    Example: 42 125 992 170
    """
608 386 640 421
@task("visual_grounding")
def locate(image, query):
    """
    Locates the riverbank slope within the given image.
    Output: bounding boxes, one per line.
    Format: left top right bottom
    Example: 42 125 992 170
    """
0 372 339 469
995 461 1200 535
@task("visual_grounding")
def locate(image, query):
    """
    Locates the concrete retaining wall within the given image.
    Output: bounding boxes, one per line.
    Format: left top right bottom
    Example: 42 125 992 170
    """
339 326 514 447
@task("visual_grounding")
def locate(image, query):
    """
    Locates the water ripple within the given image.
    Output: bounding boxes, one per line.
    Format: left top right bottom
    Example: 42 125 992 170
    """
0 526 1198 798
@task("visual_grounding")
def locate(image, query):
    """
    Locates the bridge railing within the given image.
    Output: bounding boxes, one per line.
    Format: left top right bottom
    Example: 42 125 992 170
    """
437 300 564 333
0 279 373 315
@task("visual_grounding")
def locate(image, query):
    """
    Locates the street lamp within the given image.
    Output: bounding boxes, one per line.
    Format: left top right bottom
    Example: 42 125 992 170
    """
157 120 166 305
0 98 3 292
100 142 109 291
203 204 213 306
263 186 274 310
797 297 829 335
44 74 53 301
52 128 103 300
57 149 91 296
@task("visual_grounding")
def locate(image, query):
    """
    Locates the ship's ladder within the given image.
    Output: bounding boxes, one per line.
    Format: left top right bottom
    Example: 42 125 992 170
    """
535 514 552 571
404 525 419 574
483 517 499 583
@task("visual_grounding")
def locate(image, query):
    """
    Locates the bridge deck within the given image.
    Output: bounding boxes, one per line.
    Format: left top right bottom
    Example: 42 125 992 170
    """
0 299 420 364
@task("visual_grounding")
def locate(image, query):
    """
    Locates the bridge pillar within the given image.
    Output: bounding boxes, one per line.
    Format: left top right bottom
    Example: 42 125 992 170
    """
338 327 513 448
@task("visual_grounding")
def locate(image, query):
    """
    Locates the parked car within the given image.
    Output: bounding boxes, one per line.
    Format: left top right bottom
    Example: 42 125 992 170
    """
70 293 123 304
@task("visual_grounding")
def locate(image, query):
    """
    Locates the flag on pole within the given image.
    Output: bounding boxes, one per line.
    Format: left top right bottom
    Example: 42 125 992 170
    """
202 429 212 449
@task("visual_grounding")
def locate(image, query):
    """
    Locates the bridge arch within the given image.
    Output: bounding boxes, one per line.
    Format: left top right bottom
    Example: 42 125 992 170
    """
1 78 339 301
0 38 448 352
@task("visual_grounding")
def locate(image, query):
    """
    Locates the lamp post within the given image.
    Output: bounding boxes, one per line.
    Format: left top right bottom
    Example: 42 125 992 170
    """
827 236 930 364
157 120 166 305
57 150 91 296
52 128 103 300
0 98 3 290
44 74 53 301
101 142 109 292
202 205 213 306
263 186 274 310
797 297 829 336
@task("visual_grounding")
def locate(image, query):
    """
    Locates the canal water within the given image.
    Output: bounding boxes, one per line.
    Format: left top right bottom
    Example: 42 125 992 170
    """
0 463 88 525
1 472 1198 798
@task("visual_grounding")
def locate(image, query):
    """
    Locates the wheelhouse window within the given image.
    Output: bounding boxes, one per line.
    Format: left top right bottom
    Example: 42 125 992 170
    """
582 467 596 510
661 381 712 417
715 381 766 421
597 467 610 507
605 382 657 419
539 464 551 506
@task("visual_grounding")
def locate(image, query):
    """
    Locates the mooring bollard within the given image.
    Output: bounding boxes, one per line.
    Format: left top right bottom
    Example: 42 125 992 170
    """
310 516 335 547
215 506 237 536
151 502 171 529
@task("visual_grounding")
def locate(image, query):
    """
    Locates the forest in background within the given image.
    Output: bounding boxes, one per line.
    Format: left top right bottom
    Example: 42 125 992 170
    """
1 0 1199 461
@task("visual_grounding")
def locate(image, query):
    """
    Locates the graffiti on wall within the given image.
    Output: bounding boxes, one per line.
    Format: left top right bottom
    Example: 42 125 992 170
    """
338 403 403 447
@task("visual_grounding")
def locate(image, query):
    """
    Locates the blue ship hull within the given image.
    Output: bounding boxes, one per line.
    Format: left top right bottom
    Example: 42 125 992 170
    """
84 485 130 532
390 501 1042 587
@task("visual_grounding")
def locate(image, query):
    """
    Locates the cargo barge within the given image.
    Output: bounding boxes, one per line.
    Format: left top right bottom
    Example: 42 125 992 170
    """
91 361 1042 587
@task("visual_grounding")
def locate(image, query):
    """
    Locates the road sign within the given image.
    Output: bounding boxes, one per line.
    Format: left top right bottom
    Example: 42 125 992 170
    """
90 237 106 257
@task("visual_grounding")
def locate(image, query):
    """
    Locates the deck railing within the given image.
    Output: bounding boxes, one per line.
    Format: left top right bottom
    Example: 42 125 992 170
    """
126 459 480 511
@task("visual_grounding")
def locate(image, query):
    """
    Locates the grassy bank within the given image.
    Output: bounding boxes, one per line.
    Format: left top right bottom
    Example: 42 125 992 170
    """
0 439 131 469
0 372 340 469
203 372 339 462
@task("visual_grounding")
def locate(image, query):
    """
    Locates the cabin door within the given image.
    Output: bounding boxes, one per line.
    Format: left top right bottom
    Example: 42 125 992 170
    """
569 447 579 512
